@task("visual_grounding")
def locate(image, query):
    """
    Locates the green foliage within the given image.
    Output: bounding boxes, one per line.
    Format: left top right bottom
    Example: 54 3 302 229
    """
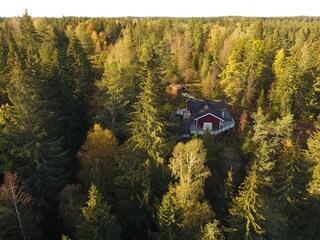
251 108 294 184
61 235 72 240
4 58 72 194
271 140 308 238
0 112 11 173
75 184 121 240
59 184 85 234
306 130 320 198
95 60 134 139
157 187 183 240
114 142 167 240
224 166 234 209
77 124 118 198
66 35 94 110
128 41 168 166
201 220 225 240
1 14 320 240
243 39 268 105
170 139 210 198
167 138 214 238
228 162 265 240
220 38 247 105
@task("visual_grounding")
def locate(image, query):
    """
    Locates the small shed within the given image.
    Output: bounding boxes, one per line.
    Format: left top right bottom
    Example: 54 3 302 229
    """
169 84 186 94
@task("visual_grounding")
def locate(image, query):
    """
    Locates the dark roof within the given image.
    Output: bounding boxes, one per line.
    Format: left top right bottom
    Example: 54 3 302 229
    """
187 98 232 121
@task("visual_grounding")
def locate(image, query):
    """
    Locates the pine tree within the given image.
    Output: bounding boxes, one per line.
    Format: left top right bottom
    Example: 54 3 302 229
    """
228 162 265 240
75 184 121 240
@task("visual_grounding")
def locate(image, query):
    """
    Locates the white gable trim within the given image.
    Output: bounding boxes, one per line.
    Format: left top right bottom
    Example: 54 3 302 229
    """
194 112 224 122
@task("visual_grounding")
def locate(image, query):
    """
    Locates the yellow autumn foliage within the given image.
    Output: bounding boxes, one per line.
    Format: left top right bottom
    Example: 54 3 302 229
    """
77 123 118 194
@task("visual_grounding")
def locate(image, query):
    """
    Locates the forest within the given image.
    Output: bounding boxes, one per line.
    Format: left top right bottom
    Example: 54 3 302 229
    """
0 11 320 240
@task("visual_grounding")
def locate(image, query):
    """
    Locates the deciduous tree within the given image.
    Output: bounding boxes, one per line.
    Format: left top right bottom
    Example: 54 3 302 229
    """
77 124 118 197
0 172 40 240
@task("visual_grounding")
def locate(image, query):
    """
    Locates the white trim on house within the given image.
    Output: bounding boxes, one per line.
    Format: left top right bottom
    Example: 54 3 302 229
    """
193 112 225 122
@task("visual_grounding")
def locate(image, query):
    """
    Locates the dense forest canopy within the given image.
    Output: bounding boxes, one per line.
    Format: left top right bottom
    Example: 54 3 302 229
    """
0 12 320 240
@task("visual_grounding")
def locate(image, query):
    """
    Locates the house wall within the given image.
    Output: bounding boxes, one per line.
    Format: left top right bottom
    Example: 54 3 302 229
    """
197 115 220 128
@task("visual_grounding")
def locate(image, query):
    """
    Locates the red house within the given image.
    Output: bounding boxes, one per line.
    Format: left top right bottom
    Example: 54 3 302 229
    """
182 98 234 137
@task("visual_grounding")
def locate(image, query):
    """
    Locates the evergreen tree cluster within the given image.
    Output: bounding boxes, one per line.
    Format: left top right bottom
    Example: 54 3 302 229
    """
0 12 319 239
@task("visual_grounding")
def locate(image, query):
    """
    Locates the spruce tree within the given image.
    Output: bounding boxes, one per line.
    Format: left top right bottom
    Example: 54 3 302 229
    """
272 140 308 239
119 41 169 239
228 162 265 240
95 60 131 139
75 184 121 240
2 16 73 238
53 29 82 153
3 15 72 195
306 129 320 198
0 26 12 105
157 187 183 240
128 40 168 165
251 108 294 185
229 163 265 239
65 35 95 150
18 10 41 63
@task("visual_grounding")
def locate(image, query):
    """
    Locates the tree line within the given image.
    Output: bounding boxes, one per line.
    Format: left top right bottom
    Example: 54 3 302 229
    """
0 11 320 239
